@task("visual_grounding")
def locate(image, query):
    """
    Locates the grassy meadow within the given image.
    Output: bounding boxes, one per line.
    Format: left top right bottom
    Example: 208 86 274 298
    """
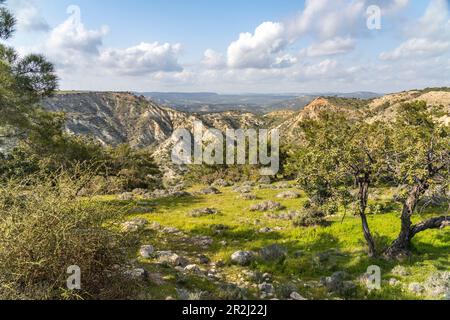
104 183 450 300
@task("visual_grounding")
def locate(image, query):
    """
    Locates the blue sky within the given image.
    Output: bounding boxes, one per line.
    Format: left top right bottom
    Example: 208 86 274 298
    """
6 0 450 93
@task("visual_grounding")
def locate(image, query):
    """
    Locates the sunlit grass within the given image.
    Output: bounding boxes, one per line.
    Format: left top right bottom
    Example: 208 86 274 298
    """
99 184 450 300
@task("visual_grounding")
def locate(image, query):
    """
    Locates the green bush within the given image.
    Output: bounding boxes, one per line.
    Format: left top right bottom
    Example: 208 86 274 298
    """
0 170 137 300
293 205 328 227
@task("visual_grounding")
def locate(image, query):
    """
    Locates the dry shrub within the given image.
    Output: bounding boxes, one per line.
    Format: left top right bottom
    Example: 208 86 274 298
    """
0 169 137 300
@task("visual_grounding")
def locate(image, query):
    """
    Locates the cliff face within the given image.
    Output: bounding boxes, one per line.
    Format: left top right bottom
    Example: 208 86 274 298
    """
43 92 184 148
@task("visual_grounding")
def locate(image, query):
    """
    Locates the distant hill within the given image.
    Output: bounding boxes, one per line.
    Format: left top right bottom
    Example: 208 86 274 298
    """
41 88 449 181
139 91 381 114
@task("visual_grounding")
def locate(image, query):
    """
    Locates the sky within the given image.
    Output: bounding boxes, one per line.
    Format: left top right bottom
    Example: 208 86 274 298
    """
4 0 450 93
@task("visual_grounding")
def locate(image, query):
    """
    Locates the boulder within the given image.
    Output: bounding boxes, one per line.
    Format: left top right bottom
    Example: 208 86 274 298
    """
184 264 202 275
276 191 300 199
290 292 307 300
258 227 273 233
212 179 230 187
234 186 253 194
258 176 272 184
424 272 450 298
231 251 254 266
121 218 148 232
157 251 189 267
188 208 219 217
258 282 274 294
124 268 147 280
250 201 284 212
240 193 257 200
139 245 155 258
321 271 356 296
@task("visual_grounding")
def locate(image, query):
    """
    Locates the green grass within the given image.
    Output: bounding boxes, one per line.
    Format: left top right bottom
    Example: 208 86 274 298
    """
101 185 450 300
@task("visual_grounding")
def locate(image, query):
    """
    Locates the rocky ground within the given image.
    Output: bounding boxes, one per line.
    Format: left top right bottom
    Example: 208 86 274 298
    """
105 181 450 300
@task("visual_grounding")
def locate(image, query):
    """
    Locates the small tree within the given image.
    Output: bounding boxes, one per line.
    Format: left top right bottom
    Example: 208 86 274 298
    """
289 112 391 257
384 101 450 258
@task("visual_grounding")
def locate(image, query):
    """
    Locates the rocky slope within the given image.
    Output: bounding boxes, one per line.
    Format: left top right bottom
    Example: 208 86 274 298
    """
42 89 450 162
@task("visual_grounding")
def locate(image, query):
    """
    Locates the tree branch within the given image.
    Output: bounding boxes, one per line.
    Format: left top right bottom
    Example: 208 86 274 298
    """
411 216 450 236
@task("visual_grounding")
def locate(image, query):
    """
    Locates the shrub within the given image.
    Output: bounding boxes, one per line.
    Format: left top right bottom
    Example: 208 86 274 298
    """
293 205 328 227
0 170 137 300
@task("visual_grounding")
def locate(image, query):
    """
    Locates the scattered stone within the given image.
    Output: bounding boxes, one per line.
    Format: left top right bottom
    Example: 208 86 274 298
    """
273 182 290 189
121 218 148 232
118 192 134 201
231 251 255 266
139 245 155 258
262 273 272 282
157 251 189 267
408 282 424 294
250 201 284 212
162 226 182 234
258 282 274 295
132 188 147 195
389 278 401 286
258 227 273 233
172 191 192 198
151 189 170 198
258 176 272 184
321 271 356 296
184 264 202 275
240 193 257 200
188 208 219 217
424 272 450 298
213 179 231 187
198 187 221 195
290 292 307 300
265 211 301 221
391 265 410 277
190 236 214 248
233 186 253 194
276 191 300 199
259 244 287 262
124 268 147 280
211 224 230 235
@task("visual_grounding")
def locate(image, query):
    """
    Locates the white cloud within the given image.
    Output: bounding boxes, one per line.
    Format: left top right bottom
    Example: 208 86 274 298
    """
380 38 449 60
414 0 450 38
202 49 226 69
302 59 338 78
45 5 108 68
99 42 183 75
227 21 289 69
380 0 450 61
9 0 49 32
302 37 356 57
31 5 184 77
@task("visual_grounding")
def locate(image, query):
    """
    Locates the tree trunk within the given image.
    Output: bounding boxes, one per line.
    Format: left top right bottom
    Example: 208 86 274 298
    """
358 176 376 257
385 184 427 259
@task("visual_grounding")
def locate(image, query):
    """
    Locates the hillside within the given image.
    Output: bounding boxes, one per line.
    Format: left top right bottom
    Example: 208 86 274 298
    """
42 88 450 156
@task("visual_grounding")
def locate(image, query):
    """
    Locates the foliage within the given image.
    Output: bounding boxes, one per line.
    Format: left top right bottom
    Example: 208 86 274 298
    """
0 1 57 143
293 204 328 227
0 169 137 300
